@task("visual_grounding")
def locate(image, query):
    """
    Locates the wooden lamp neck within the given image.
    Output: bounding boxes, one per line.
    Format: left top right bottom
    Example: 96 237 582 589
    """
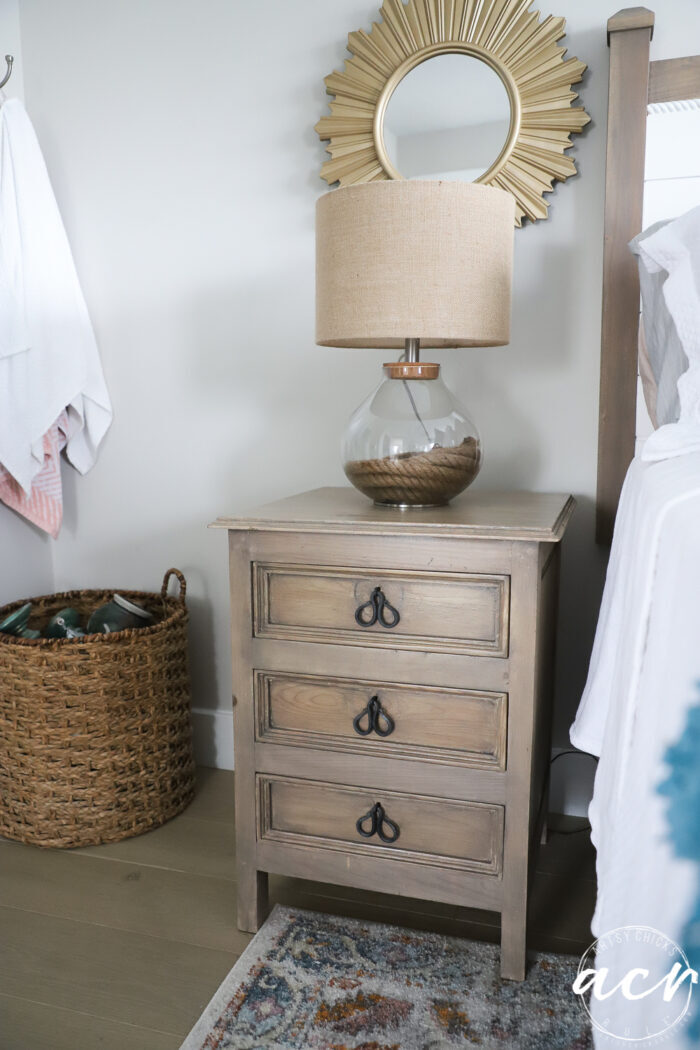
384 338 440 380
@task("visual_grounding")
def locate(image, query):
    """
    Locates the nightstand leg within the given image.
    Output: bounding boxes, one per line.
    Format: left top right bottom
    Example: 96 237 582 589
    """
237 867 269 933
500 906 528 981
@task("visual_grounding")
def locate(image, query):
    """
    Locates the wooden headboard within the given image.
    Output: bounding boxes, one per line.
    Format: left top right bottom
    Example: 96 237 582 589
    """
596 7 700 544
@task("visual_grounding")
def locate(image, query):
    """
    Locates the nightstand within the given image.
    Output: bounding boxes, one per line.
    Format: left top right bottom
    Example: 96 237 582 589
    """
212 487 574 980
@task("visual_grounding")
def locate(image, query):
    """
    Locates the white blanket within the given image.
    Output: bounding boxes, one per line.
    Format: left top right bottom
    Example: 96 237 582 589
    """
571 453 700 1044
0 97 111 495
571 205 700 1044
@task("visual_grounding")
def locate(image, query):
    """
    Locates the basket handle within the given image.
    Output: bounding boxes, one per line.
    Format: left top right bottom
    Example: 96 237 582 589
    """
161 568 187 601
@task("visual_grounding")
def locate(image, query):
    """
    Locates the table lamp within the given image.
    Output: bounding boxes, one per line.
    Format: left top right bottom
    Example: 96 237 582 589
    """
316 180 514 507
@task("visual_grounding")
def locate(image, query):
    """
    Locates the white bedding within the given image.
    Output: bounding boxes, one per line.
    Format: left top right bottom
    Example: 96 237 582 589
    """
571 453 700 1044
570 204 700 1044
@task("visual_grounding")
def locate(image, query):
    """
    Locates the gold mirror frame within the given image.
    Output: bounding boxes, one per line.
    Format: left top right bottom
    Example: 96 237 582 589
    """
315 0 591 226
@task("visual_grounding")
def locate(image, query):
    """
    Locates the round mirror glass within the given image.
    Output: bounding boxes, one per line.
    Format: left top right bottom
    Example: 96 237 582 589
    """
382 53 512 181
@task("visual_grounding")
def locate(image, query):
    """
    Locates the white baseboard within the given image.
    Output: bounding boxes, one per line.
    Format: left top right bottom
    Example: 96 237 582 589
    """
192 707 234 770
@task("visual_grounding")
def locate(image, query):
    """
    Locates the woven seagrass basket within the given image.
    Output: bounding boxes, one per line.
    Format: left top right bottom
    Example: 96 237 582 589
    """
0 568 195 848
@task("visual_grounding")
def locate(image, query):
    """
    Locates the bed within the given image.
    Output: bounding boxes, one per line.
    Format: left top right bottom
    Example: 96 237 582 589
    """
572 8 700 1044
596 6 700 543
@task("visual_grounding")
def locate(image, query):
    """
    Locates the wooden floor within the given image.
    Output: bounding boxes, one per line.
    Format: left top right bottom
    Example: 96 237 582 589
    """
0 768 596 1049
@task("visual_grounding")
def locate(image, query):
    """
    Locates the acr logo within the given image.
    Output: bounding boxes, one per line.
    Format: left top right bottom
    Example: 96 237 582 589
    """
573 925 698 1044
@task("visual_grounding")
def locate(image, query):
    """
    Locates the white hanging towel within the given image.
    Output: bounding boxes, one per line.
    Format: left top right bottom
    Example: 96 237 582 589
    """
0 97 112 495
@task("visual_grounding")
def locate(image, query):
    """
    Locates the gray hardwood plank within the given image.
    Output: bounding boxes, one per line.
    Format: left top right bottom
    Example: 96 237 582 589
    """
0 907 237 1036
0 994 178 1050
0 841 248 954
187 767 235 824
74 815 235 881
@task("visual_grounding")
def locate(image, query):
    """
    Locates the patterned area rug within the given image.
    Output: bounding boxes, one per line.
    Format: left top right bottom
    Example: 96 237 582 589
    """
180 905 592 1049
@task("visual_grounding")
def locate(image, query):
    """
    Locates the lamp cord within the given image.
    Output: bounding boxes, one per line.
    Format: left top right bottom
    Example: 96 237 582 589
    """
398 351 434 447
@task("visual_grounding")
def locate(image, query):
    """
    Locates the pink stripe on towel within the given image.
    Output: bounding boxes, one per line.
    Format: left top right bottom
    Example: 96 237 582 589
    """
0 412 68 538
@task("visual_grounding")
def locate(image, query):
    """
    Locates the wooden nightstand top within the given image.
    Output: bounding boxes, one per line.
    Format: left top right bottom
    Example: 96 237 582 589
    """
212 487 575 542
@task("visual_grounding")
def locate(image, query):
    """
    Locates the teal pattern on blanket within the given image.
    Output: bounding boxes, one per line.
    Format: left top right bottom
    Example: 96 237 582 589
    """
659 698 700 1044
186 907 591 1048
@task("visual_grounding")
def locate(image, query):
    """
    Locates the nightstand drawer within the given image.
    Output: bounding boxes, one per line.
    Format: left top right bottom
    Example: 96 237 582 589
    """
253 563 510 656
254 671 507 770
257 774 504 876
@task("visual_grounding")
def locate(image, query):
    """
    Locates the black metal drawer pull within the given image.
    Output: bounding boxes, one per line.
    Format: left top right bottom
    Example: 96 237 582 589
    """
355 801 400 844
352 695 395 738
354 586 400 629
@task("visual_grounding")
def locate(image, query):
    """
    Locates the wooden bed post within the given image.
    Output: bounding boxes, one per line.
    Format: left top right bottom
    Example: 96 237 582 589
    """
596 8 654 545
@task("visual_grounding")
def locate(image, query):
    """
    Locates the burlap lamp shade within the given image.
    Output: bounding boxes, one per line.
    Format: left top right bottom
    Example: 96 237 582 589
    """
316 180 514 350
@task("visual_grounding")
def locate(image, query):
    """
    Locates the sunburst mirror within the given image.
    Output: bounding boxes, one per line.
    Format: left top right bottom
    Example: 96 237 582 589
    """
315 0 590 226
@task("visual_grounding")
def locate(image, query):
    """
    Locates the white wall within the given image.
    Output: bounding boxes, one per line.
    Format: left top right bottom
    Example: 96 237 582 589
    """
15 0 700 813
0 0 54 605
396 120 510 181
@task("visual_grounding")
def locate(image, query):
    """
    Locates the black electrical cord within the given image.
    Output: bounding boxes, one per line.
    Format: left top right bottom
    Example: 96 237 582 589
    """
550 747 598 768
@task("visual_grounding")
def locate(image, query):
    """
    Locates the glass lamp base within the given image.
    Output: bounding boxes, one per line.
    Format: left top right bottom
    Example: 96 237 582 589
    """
374 501 447 510
342 363 482 508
